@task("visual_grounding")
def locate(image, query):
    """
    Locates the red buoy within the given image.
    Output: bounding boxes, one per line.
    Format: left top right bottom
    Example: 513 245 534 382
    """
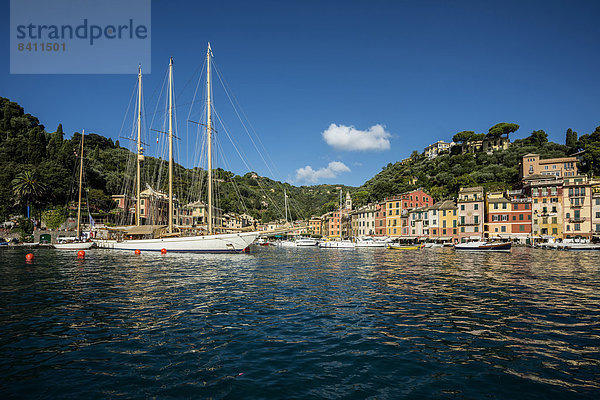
77 250 85 258
134 249 141 255
160 248 167 254
25 253 34 261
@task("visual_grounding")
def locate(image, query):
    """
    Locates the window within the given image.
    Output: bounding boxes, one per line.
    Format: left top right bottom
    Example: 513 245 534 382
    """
552 217 557 224
443 220 447 228
574 223 581 231
520 225 525 232
461 205 465 211
514 204 518 210
552 228 558 234
461 226 465 232
494 203 498 210
474 227 479 232
474 204 479 210
501 226 506 232
519 214 524 220
443 210 446 217
502 203 507 209
474 216 479 224
461 216 465 224
566 212 570 218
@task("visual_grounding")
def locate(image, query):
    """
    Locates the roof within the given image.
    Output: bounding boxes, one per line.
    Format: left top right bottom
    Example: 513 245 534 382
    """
436 199 457 209
487 197 510 203
458 186 483 193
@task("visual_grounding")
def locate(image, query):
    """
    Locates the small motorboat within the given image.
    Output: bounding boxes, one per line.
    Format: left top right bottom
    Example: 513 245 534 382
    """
54 240 94 250
454 241 511 251
295 238 318 246
355 237 387 247
388 244 424 250
318 240 355 249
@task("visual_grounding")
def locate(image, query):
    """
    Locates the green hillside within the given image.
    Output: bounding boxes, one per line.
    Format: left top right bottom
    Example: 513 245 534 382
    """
0 97 353 223
2 96 599 224
361 124 600 203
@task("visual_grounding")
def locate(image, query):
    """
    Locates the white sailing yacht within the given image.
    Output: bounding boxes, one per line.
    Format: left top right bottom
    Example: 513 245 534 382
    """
54 129 94 250
94 45 260 252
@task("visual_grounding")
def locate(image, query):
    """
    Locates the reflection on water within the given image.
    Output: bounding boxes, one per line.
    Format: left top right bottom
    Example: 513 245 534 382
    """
0 247 599 398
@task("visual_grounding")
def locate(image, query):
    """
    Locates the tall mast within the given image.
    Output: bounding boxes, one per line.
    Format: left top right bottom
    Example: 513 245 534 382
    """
207 43 214 235
76 129 85 238
168 57 174 233
136 65 142 226
284 189 288 224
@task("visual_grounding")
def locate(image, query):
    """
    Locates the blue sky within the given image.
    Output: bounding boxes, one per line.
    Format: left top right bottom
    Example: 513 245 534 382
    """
2 0 600 187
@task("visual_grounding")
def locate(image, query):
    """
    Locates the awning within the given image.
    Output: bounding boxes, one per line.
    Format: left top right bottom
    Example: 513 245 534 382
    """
124 225 166 235
438 237 452 241
469 235 482 240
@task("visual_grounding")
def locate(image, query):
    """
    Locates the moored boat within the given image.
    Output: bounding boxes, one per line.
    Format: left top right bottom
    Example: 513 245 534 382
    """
454 241 511 251
388 244 424 250
319 240 355 249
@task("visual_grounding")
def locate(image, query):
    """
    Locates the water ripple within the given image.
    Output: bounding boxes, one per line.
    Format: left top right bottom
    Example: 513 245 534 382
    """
0 247 599 398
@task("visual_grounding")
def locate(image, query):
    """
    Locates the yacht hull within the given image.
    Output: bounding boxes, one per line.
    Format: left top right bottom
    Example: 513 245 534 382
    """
93 232 259 253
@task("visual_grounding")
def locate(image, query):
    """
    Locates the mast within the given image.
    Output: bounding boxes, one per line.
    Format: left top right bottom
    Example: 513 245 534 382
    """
136 65 142 226
207 43 214 235
168 57 174 233
76 129 85 238
284 189 288 224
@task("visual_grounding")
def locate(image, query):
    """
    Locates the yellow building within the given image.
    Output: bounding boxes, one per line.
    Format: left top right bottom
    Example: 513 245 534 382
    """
438 200 458 241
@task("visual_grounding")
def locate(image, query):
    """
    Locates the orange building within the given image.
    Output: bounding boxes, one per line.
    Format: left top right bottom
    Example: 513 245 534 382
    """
520 153 577 180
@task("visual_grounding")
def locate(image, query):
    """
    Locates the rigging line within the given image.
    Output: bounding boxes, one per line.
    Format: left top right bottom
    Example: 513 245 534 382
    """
212 108 284 217
212 61 299 219
212 61 281 180
214 137 249 214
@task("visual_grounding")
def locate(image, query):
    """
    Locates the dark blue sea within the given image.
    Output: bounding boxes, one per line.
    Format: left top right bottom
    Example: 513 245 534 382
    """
1 246 599 399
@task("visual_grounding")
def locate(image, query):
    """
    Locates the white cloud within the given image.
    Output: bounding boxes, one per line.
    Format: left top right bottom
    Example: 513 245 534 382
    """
322 123 391 151
295 161 351 184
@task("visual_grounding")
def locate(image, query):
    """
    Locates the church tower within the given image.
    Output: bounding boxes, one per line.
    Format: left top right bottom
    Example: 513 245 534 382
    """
345 191 352 210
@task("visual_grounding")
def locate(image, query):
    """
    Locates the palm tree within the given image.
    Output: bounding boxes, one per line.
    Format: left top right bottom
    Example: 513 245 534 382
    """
11 171 46 218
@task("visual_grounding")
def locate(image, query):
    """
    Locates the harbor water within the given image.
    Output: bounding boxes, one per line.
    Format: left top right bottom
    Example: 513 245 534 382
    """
1 247 599 398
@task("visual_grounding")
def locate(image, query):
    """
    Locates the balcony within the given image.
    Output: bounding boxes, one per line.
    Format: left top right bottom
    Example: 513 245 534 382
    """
568 217 586 223
458 221 480 226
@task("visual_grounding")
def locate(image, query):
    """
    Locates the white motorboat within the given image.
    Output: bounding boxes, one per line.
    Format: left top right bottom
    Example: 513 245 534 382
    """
454 241 511 251
54 240 94 250
318 240 356 249
355 237 387 247
295 238 318 246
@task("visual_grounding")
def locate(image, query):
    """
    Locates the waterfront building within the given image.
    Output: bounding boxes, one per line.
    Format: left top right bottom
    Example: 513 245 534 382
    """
484 191 532 241
222 213 255 232
457 186 484 242
523 175 563 239
437 200 458 242
385 189 433 237
111 187 178 226
308 217 322 236
592 185 600 238
374 201 387 236
426 202 441 240
351 205 376 237
408 206 430 239
520 153 578 180
562 176 593 240
424 140 454 159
